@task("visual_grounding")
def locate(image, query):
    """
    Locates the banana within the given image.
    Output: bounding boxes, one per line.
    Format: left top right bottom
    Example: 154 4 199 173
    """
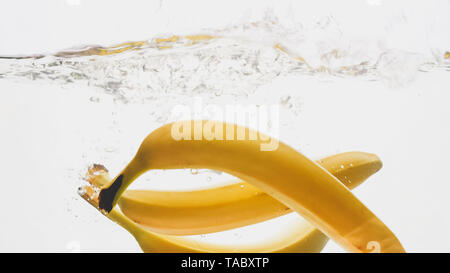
80 174 329 253
118 152 382 235
100 208 330 253
95 120 404 253
79 150 375 253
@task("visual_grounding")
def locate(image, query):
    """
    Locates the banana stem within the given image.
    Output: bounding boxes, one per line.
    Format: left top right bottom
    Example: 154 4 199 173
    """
99 159 144 212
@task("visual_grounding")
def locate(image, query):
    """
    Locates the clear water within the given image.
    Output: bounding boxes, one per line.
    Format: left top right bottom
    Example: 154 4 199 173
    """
1 3 450 252
1 9 449 103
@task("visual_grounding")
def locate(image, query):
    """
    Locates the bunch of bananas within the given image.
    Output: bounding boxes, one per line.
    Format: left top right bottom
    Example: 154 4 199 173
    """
79 120 405 253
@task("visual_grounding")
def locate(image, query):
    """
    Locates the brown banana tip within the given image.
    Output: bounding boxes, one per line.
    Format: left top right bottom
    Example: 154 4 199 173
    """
98 174 123 213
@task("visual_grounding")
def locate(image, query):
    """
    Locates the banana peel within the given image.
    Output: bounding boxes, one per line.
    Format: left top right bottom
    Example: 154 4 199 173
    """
81 152 379 252
79 121 404 253
117 152 381 235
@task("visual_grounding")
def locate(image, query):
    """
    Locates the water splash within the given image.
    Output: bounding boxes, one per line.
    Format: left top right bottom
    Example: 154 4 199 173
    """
0 14 449 103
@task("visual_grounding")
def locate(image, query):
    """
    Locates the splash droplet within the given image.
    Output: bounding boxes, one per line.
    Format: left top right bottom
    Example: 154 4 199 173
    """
77 187 86 196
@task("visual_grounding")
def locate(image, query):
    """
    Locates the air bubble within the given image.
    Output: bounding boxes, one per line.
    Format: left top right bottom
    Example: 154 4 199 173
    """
77 187 86 196
89 97 100 103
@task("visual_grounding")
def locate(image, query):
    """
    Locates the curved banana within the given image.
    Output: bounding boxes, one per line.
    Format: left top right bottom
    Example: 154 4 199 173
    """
99 208 330 253
80 175 328 252
129 213 330 253
79 151 377 253
95 120 404 253
118 152 382 235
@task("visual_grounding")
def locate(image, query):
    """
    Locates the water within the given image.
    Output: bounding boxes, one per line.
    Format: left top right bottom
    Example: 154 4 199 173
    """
1 4 450 252
1 12 448 104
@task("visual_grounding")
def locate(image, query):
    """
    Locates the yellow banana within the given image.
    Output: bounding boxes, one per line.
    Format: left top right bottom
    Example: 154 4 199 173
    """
79 151 377 253
118 152 382 235
81 200 329 253
80 175 328 252
95 120 404 253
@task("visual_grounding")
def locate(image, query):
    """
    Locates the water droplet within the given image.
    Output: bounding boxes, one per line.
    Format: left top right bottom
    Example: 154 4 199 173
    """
77 187 86 196
156 116 168 123
280 95 292 108
340 165 345 169
104 147 116 153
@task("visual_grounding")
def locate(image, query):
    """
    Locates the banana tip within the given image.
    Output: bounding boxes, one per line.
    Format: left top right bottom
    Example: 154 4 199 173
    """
370 153 383 173
98 174 124 213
